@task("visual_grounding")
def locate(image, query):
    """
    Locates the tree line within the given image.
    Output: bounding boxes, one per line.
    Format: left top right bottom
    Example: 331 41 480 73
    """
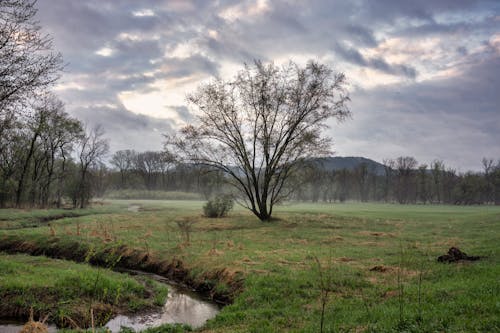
293 156 500 205
107 149 224 198
0 0 108 208
84 151 500 207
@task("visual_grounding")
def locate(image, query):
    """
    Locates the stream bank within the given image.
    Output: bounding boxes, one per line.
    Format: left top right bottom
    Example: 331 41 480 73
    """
0 235 244 330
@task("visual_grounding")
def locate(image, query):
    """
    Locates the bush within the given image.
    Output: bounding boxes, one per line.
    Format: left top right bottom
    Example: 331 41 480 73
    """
203 194 234 218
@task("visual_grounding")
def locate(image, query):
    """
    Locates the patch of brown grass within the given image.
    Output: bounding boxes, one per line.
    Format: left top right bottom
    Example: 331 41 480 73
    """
381 290 399 299
369 265 419 278
337 257 355 262
207 248 225 256
358 231 397 237
19 321 49 333
286 238 309 245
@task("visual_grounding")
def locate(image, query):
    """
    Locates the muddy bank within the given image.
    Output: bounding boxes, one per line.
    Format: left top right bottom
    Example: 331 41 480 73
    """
0 235 244 306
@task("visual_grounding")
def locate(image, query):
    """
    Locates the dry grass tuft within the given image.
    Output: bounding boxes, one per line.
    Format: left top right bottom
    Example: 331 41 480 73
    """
207 248 225 256
19 321 49 333
19 309 49 333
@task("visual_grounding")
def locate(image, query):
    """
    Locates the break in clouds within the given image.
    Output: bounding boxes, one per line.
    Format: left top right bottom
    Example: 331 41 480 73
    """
37 0 500 171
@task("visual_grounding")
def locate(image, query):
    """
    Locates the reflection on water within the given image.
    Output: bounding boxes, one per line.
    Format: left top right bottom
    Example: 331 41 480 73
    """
105 287 220 332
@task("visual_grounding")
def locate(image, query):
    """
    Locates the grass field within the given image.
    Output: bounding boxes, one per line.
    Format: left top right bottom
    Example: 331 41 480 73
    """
0 201 499 332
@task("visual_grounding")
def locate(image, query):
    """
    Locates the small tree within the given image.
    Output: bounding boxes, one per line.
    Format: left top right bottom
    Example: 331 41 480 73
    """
166 60 350 221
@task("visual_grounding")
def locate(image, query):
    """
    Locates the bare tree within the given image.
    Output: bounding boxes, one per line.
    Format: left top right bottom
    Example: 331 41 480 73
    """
417 164 429 204
354 162 369 202
430 160 445 203
76 125 109 208
166 60 350 221
110 149 136 188
382 158 395 202
40 99 82 207
394 156 418 204
482 157 495 204
0 0 62 126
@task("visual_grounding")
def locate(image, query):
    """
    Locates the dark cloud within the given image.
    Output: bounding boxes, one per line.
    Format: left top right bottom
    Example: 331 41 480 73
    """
331 54 500 171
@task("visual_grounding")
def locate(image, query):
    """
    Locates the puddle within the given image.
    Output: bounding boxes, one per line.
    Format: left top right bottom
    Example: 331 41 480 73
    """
105 287 219 332
127 204 141 212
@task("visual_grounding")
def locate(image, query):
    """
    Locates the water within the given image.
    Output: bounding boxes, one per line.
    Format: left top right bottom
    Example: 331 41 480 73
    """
127 204 141 212
105 286 220 332
0 271 220 332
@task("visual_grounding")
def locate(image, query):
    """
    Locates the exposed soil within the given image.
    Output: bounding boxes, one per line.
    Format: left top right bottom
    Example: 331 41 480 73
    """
370 265 391 273
437 247 481 263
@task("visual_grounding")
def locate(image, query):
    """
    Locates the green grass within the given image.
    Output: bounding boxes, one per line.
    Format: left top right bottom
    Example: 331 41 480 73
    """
0 253 168 328
1 201 499 332
0 204 123 229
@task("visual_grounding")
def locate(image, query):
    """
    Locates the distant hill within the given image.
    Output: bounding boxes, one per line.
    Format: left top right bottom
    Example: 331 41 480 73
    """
311 156 386 175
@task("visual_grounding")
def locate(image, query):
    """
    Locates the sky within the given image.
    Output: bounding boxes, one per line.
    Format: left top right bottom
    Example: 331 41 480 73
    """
36 0 500 171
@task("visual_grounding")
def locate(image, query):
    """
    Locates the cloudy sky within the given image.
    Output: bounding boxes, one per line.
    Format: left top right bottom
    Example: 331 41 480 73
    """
37 0 500 171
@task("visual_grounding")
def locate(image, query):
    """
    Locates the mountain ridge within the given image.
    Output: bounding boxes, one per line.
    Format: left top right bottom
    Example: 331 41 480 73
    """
312 156 386 175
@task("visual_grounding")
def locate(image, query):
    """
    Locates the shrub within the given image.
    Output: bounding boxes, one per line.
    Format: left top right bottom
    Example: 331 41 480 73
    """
203 194 234 218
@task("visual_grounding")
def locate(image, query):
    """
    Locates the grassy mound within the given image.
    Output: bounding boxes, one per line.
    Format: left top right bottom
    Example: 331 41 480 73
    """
0 254 168 328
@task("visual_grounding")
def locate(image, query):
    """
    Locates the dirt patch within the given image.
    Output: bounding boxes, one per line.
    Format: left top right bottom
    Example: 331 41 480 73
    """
369 265 419 278
337 257 355 262
437 247 481 263
370 265 392 273
382 290 399 299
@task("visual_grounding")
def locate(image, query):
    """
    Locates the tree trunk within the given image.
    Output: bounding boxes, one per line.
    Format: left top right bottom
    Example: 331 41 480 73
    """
15 132 39 207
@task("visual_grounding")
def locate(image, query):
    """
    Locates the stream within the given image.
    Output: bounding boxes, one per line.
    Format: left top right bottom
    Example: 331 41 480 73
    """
0 270 220 333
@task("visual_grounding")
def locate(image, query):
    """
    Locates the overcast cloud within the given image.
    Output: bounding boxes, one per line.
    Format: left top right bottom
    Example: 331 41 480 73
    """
37 0 500 171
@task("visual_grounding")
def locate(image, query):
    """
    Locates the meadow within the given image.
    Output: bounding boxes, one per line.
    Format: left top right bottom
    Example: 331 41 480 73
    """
0 201 499 332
